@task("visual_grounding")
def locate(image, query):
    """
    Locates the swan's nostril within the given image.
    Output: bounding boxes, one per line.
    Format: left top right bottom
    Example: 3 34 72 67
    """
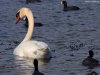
16 12 20 24
16 15 20 24
16 12 20 18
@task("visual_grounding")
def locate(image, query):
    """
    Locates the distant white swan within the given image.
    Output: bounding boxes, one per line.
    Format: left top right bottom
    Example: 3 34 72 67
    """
13 7 51 59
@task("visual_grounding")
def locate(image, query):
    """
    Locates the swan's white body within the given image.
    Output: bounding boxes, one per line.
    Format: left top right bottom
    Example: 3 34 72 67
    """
13 7 51 59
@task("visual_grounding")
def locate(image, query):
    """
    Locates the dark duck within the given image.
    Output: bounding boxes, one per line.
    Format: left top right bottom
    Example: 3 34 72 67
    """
33 59 44 75
61 0 80 11
86 71 98 75
26 0 41 4
82 50 99 68
24 17 43 27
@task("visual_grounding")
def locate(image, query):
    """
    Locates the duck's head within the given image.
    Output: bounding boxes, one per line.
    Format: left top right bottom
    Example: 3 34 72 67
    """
16 7 30 24
89 50 94 58
61 0 67 7
34 59 38 67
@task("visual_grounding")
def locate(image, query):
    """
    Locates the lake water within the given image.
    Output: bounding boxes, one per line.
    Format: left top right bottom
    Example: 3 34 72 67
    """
0 0 100 75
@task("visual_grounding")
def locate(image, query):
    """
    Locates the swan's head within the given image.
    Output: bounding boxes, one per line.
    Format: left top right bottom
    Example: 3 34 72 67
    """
16 7 31 24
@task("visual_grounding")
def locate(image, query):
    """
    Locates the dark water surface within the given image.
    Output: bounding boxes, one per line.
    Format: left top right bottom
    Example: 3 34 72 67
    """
0 0 100 75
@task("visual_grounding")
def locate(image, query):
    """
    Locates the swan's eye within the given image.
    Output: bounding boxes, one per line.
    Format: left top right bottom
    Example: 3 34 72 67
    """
22 16 27 21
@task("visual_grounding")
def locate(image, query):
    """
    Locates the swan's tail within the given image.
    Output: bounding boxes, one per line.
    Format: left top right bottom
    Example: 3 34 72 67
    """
39 48 52 59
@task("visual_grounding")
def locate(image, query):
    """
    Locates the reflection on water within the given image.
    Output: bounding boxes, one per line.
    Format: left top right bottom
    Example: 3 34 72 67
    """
13 56 51 75
0 0 100 75
14 56 51 68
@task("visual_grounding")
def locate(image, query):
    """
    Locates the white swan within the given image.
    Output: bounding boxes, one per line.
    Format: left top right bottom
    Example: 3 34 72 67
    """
13 7 51 59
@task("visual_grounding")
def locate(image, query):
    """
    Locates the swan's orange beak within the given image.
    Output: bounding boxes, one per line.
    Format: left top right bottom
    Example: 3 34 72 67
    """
16 16 20 24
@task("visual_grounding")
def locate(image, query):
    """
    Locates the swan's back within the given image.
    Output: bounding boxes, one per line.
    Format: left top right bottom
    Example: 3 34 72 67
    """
14 40 51 59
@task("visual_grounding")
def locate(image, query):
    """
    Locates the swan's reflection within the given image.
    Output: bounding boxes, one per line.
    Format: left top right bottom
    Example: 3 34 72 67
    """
14 56 51 68
14 56 51 75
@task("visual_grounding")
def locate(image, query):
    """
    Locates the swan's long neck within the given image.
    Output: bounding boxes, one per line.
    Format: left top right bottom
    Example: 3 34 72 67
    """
22 10 34 42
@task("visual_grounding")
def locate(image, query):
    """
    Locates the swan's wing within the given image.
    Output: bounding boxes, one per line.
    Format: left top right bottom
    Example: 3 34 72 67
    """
30 40 48 50
14 40 51 59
